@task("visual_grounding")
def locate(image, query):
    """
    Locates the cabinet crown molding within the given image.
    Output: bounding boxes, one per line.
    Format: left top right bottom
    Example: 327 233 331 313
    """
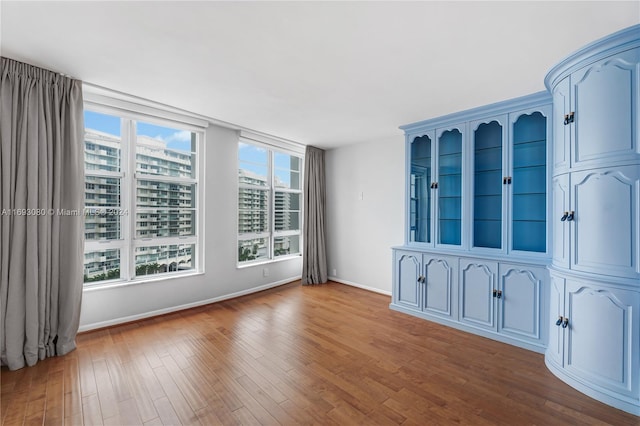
400 91 551 138
545 24 640 91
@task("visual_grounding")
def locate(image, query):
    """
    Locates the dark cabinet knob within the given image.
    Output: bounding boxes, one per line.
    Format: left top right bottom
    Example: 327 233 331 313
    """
560 212 569 221
562 317 569 328
496 290 502 299
566 211 575 221
555 316 563 326
564 112 575 125
492 289 497 298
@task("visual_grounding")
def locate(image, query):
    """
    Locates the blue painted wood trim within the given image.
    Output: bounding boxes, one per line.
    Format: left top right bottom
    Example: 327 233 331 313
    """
400 91 551 137
545 24 640 91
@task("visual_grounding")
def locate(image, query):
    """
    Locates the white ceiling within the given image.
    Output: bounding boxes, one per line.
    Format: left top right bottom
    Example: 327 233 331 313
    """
1 1 638 149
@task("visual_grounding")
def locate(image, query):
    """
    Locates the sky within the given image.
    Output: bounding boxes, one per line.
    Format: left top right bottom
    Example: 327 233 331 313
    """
85 110 299 187
84 110 193 152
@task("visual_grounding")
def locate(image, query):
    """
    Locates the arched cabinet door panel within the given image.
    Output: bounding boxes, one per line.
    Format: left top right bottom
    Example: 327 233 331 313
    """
436 126 464 248
571 48 640 167
409 133 435 244
571 166 640 280
395 252 421 310
564 281 640 400
510 110 549 254
498 265 544 342
423 256 457 319
470 117 507 252
459 260 497 330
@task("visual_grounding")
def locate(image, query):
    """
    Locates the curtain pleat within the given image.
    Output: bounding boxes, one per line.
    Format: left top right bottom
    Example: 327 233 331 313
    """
0 57 84 370
302 146 327 285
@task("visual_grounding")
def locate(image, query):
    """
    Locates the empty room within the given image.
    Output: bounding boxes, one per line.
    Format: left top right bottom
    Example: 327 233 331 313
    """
1 1 640 425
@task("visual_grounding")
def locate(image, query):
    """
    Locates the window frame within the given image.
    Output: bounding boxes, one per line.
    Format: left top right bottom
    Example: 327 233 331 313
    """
83 100 205 287
237 138 303 266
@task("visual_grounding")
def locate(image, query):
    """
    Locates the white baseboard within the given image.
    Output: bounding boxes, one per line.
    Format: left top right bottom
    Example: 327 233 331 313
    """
329 276 392 296
78 276 300 332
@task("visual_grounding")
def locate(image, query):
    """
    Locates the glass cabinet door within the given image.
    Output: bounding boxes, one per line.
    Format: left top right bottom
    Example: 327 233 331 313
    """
512 112 547 252
438 129 462 246
473 121 503 249
410 135 432 243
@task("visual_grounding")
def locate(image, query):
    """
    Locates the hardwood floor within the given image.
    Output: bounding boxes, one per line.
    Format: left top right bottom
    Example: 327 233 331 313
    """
1 281 638 426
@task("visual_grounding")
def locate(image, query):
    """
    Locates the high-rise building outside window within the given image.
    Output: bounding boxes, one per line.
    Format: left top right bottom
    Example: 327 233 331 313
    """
83 107 203 285
238 141 302 265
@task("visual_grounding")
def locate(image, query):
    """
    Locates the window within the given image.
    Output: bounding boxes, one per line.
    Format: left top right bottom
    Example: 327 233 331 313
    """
238 141 302 264
83 108 203 285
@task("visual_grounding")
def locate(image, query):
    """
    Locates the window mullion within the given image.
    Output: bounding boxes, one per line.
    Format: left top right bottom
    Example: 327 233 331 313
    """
269 150 275 260
125 118 136 281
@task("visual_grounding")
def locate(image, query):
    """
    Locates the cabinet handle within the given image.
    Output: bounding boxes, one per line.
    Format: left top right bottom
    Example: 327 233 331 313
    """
560 212 569 222
492 289 497 298
555 316 563 326
507 177 512 185
433 182 438 189
418 275 426 284
562 317 569 328
563 112 575 125
496 290 503 299
430 182 436 189
566 211 575 221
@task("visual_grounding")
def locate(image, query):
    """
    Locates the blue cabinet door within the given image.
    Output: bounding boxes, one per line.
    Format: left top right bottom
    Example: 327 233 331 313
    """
571 47 640 167
471 117 506 251
422 255 457 319
436 127 464 247
571 166 640 280
459 259 497 331
395 251 421 310
511 111 548 253
565 280 640 401
409 134 433 244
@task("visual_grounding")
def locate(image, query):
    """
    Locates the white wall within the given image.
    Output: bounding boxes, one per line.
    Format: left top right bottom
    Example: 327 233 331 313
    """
79 124 303 330
325 136 405 295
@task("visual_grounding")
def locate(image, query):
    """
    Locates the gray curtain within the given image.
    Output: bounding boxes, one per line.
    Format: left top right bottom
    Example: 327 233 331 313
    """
302 145 327 285
0 57 84 370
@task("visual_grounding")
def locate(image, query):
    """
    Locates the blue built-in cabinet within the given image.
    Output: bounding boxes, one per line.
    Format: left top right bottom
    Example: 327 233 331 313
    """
544 24 640 416
393 24 640 416
392 92 552 354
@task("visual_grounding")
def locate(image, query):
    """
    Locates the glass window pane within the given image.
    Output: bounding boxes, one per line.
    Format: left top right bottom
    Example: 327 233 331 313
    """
275 192 300 231
438 129 462 246
84 249 120 283
274 153 301 189
84 209 122 241
274 235 300 257
238 187 269 233
473 121 502 249
239 143 268 186
135 244 194 276
238 210 269 234
84 111 121 173
137 180 195 208
275 191 300 211
512 112 546 253
238 238 269 263
136 122 195 178
85 176 121 207
135 210 195 238
410 135 431 243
